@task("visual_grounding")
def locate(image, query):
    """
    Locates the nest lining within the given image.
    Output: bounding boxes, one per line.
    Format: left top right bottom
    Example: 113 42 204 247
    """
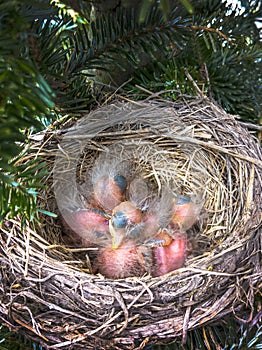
0 96 261 349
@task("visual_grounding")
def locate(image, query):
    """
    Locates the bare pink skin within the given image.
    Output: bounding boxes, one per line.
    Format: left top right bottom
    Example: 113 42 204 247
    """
61 208 110 247
93 177 126 213
171 201 199 231
94 241 148 279
152 236 187 277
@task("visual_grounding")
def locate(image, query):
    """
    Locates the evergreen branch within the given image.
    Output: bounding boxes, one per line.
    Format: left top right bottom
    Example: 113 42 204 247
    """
0 1 55 164
0 156 47 222
190 25 233 43
0 0 55 221
65 5 191 75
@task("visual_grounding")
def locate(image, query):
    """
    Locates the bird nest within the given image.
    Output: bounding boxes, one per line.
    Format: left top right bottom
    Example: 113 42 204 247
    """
0 96 261 349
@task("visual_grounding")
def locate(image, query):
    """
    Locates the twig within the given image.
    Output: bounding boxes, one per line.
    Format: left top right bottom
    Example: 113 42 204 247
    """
238 121 262 131
190 25 233 43
184 68 206 98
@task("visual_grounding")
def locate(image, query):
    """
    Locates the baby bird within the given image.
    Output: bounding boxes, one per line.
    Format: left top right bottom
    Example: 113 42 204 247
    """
171 196 201 232
143 192 195 277
93 174 127 213
61 207 111 247
94 178 153 279
151 230 187 277
93 241 150 279
98 188 174 279
108 182 172 249
90 148 131 213
150 194 202 276
109 201 143 249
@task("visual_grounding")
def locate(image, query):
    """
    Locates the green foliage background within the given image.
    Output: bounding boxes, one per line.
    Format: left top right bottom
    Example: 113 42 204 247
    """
0 0 261 348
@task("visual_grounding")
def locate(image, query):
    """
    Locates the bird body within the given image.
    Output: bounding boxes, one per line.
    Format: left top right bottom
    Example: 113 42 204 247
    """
94 241 149 279
148 194 201 277
152 231 187 277
61 208 111 247
171 196 201 232
90 148 131 213
93 174 127 213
